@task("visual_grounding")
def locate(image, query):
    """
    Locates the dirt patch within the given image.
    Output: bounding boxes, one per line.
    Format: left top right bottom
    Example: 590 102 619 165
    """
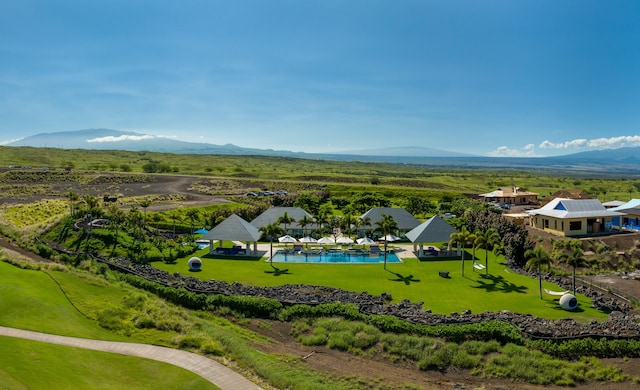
245 318 640 390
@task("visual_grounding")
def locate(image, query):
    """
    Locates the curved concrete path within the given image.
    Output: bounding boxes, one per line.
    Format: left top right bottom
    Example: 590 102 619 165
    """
0 326 263 390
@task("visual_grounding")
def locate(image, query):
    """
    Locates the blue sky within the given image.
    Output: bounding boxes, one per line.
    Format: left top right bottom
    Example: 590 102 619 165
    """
1 0 639 156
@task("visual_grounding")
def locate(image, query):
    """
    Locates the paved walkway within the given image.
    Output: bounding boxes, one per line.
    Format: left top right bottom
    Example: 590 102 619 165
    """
0 326 263 390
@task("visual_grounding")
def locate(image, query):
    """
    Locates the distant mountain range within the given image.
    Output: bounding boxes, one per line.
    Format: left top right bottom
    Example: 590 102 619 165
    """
6 129 640 176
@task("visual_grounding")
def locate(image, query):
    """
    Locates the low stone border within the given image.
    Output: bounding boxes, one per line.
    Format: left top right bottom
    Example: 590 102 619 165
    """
43 240 640 340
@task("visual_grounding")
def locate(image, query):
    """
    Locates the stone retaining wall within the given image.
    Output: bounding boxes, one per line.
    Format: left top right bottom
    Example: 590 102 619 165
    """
45 241 640 340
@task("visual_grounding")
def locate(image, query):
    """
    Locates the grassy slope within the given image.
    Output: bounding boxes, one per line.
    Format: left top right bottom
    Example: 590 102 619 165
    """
0 337 218 390
155 246 608 321
0 262 218 390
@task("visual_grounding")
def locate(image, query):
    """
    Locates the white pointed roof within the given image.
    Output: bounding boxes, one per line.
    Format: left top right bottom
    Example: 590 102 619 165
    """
405 216 458 243
201 214 261 242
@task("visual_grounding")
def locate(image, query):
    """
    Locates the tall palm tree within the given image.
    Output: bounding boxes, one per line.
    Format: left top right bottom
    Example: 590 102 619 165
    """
259 222 284 264
557 246 587 295
342 213 355 239
524 246 553 299
107 204 125 251
298 215 313 237
449 226 475 277
185 209 201 238
357 216 372 238
139 199 152 226
374 214 398 270
276 211 296 236
474 228 501 276
68 191 78 216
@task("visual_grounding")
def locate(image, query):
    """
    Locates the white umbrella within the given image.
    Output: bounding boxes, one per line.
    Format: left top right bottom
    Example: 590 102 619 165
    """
383 234 401 242
299 236 318 244
356 237 376 245
278 234 297 243
336 236 354 244
317 237 335 245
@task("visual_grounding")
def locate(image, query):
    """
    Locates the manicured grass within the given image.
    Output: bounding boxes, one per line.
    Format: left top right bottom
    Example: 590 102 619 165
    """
0 261 220 389
0 336 218 390
0 262 128 340
155 245 608 321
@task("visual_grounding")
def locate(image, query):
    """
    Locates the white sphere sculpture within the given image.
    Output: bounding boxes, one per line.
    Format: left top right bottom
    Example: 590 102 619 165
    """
188 257 202 271
559 293 578 311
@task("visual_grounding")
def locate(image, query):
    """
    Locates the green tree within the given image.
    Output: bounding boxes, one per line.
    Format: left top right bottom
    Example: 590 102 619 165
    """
259 222 284 263
107 204 125 253
185 209 201 238
474 228 501 276
297 215 314 237
374 214 398 270
449 226 476 277
524 246 553 299
276 211 296 235
356 216 372 238
557 246 587 296
67 191 78 216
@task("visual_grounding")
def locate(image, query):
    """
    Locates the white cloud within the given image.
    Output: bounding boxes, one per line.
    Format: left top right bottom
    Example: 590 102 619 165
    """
87 135 156 143
0 138 22 145
540 135 640 149
487 145 539 157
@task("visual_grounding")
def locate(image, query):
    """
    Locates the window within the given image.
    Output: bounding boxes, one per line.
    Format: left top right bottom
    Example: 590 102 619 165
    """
544 219 549 228
569 221 582 231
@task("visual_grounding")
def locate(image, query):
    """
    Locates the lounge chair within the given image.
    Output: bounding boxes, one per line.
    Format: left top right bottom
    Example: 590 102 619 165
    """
544 288 569 296
473 261 486 270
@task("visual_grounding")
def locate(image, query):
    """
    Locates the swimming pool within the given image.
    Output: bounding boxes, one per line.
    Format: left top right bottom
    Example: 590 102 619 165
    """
269 250 401 264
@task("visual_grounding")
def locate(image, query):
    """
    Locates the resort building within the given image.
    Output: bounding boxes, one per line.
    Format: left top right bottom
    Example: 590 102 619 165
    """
359 207 421 238
527 198 623 237
608 199 640 231
479 187 538 206
250 206 319 236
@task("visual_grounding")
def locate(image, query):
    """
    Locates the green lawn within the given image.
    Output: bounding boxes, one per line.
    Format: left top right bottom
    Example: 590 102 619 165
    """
0 337 218 390
155 244 608 321
0 262 218 389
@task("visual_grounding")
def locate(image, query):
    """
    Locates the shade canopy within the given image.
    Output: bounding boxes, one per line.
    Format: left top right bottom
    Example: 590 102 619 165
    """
200 214 261 242
317 237 335 244
336 236 354 244
356 237 376 245
383 234 401 242
278 234 297 243
406 216 459 243
299 236 318 243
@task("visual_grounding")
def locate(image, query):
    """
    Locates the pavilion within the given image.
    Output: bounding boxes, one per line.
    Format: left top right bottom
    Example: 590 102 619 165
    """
405 216 458 257
200 214 261 256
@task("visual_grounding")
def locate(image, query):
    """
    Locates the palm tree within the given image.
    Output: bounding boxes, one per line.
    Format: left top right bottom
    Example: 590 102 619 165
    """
259 222 284 264
185 209 201 238
139 199 152 226
524 246 553 299
276 211 296 236
298 215 313 237
67 191 79 216
474 228 500 276
374 214 398 270
357 216 372 238
558 246 587 295
107 204 125 251
449 226 475 277
342 213 355 239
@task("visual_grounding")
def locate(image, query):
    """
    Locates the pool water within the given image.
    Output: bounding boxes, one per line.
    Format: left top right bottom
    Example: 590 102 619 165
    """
270 250 401 264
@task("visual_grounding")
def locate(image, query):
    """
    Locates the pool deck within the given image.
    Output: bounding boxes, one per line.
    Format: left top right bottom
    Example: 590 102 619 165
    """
256 243 418 260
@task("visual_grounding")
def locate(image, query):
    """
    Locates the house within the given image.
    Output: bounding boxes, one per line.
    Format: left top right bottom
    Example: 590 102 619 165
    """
250 206 318 235
359 207 421 238
540 188 594 206
527 198 624 237
608 199 640 230
479 187 538 206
